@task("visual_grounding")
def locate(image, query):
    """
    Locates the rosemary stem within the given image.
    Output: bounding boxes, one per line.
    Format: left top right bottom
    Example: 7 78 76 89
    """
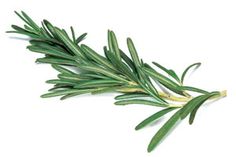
117 87 227 103
167 90 227 108
117 87 191 102
163 90 227 103
158 92 191 102
211 90 227 99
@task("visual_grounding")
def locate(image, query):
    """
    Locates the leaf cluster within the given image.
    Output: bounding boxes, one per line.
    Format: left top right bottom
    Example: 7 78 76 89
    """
7 11 226 152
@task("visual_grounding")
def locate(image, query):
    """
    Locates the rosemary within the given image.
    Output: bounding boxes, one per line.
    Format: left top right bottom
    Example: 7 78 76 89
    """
8 11 226 153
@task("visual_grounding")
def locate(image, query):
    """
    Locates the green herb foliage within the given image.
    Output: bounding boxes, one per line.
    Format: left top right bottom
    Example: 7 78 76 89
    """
8 11 226 153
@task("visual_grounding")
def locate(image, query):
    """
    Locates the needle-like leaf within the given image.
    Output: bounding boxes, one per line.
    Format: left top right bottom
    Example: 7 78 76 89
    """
115 93 150 100
80 44 116 71
27 45 74 60
70 26 76 42
75 33 87 44
119 49 136 72
180 92 219 120
57 74 82 81
14 11 32 28
181 62 201 84
48 85 72 91
109 30 121 60
103 49 137 81
91 86 122 94
143 67 184 96
54 27 84 57
127 38 141 68
147 109 181 152
51 64 76 75
115 99 168 107
41 22 53 38
135 107 177 130
188 92 220 124
74 79 123 88
189 103 201 125
36 57 77 66
21 11 40 32
180 86 209 94
78 65 129 83
152 62 180 83
8 25 38 38
46 79 78 85
43 19 58 38
41 89 91 98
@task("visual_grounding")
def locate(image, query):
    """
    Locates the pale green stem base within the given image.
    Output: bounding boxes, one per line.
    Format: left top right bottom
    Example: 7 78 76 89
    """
117 87 227 108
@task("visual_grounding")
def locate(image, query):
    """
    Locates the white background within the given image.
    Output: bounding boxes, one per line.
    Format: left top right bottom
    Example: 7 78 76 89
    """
0 0 236 156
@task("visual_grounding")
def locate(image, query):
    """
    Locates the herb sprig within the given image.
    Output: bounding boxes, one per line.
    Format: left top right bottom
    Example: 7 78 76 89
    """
8 11 227 152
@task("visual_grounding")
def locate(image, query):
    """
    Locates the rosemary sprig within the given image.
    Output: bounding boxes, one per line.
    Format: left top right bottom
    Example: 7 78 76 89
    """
7 11 227 153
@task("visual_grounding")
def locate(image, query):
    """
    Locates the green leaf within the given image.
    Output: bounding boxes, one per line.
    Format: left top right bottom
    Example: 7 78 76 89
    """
135 107 177 130
143 67 184 96
188 91 220 125
152 62 180 83
48 85 71 91
136 67 156 97
75 33 87 44
70 26 76 43
43 20 58 38
137 65 162 102
78 65 129 83
119 49 136 73
91 86 122 94
41 89 91 98
147 110 181 152
127 38 141 68
9 25 38 38
51 64 76 75
29 37 64 47
41 22 53 38
143 67 179 88
54 27 84 57
60 88 99 100
14 11 32 27
36 57 77 66
180 86 209 94
115 93 150 100
6 30 38 38
11 25 28 32
40 27 51 38
181 62 201 84
137 81 164 104
46 79 77 85
62 29 70 39
80 73 110 80
57 74 82 81
27 45 74 60
24 24 37 33
189 103 201 125
74 79 123 88
103 49 137 81
109 31 121 60
115 99 168 107
60 92 85 100
79 83 122 88
21 11 40 32
180 92 218 120
29 39 67 53
107 30 113 54
80 44 116 71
